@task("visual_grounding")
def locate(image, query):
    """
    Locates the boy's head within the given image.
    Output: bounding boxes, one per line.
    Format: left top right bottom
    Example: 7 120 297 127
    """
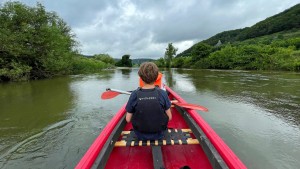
138 62 159 84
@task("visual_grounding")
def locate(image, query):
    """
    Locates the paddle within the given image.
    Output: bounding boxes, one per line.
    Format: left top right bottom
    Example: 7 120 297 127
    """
101 88 131 99
172 102 208 112
101 88 208 112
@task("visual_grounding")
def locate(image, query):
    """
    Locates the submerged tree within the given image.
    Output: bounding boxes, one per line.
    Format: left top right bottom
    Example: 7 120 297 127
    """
164 43 178 68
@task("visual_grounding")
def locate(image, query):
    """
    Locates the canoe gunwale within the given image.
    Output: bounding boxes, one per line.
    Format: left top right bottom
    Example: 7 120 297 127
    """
174 105 228 169
165 86 246 169
75 104 127 169
76 86 246 169
93 117 127 169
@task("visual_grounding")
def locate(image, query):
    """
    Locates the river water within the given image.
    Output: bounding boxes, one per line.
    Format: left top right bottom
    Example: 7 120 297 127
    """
0 68 299 169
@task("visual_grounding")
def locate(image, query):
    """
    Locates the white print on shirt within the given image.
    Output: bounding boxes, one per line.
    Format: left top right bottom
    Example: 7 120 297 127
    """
139 97 156 101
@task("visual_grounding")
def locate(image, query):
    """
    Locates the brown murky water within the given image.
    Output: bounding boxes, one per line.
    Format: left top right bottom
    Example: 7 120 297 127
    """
0 68 299 169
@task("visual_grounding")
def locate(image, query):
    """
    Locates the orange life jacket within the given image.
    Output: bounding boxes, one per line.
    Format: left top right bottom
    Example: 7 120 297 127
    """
139 72 163 88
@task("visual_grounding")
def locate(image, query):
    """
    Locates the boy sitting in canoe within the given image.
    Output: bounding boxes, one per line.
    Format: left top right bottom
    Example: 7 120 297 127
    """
125 62 172 140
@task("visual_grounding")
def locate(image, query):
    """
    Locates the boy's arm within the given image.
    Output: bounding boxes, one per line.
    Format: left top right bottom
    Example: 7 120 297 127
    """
161 90 172 121
126 112 133 122
165 108 172 121
125 90 137 123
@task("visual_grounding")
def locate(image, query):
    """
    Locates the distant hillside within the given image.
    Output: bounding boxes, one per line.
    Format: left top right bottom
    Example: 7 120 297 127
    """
131 58 155 65
81 54 93 58
178 3 300 57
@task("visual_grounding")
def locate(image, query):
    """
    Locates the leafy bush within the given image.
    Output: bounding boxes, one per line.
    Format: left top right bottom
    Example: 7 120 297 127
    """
71 56 107 74
0 61 31 81
93 54 115 65
154 58 165 67
0 2 77 81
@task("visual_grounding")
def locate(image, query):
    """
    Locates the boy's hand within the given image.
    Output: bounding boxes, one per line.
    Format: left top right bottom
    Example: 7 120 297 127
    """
171 100 178 104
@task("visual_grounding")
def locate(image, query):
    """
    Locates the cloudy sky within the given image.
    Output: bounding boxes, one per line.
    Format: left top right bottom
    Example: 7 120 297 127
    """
2 0 300 59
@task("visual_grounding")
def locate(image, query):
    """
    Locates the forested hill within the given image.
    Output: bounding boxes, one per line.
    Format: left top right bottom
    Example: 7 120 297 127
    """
178 3 300 57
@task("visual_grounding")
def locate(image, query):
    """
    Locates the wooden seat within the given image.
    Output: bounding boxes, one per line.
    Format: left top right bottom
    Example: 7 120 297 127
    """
114 129 199 147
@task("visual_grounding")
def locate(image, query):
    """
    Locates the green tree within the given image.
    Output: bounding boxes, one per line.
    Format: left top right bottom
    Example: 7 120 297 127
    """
0 2 77 81
191 43 212 62
94 54 115 65
154 58 165 67
115 55 132 67
71 55 106 74
172 57 185 68
164 43 177 68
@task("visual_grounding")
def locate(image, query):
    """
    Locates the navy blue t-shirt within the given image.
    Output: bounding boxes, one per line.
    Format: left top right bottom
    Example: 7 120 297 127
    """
126 88 171 113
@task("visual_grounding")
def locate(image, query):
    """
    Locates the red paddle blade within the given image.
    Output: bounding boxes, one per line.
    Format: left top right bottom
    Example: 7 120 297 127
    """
101 91 120 99
173 102 209 112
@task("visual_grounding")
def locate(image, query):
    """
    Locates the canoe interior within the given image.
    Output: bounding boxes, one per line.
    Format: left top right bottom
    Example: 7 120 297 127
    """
76 86 246 169
102 105 213 169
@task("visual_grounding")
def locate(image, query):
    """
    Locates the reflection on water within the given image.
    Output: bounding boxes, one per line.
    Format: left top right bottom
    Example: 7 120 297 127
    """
120 68 132 77
0 77 74 168
0 68 299 169
164 70 195 92
0 77 73 146
0 71 127 169
172 69 300 126
163 68 176 88
166 69 300 169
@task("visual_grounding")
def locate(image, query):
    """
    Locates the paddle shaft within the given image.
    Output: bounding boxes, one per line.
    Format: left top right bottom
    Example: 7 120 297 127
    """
106 88 131 95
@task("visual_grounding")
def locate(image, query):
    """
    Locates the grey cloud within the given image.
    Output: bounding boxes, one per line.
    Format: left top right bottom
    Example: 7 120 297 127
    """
9 0 300 58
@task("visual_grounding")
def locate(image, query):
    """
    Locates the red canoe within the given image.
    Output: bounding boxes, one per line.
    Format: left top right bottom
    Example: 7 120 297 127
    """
76 86 247 169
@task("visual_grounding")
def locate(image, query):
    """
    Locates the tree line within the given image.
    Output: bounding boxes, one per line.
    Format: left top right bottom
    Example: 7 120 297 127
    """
157 35 300 71
0 2 116 82
178 3 300 50
1 1 299 82
157 3 300 71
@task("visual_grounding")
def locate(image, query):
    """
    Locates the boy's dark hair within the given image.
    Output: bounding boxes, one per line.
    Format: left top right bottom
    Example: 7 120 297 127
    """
138 62 159 84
